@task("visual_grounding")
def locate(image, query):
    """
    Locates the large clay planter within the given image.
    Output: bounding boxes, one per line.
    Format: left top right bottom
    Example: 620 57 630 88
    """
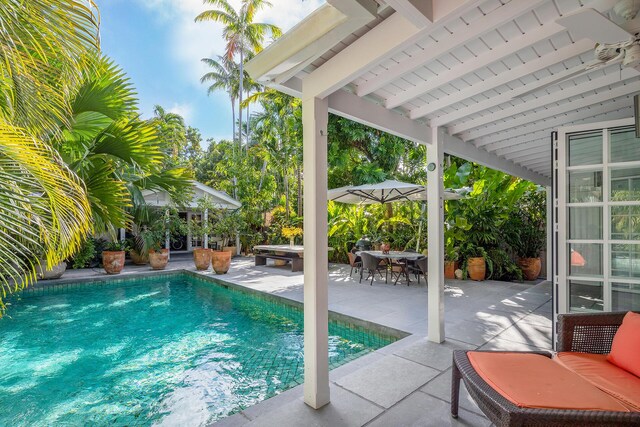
223 246 239 257
444 261 459 280
518 257 542 281
129 250 148 265
212 250 231 274
103 251 125 274
193 248 212 271
149 248 169 270
380 243 391 253
273 251 288 266
36 261 67 280
467 257 486 281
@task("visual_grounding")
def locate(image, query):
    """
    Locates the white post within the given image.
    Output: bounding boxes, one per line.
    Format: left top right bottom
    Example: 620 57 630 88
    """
187 212 193 251
236 233 241 256
302 95 330 409
119 228 125 242
427 127 445 343
546 186 553 280
203 209 209 249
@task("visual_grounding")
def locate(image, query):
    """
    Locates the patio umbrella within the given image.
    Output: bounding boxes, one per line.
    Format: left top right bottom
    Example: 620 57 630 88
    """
329 180 466 252
328 179 463 204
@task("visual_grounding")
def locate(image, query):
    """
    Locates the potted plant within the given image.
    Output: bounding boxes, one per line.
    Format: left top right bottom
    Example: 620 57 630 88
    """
213 209 242 260
282 226 303 247
102 240 129 274
444 217 469 279
506 191 546 280
188 215 212 270
127 234 148 265
140 207 185 270
460 242 492 281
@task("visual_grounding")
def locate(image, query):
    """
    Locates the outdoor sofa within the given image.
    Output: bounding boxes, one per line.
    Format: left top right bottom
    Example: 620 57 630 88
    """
451 311 640 426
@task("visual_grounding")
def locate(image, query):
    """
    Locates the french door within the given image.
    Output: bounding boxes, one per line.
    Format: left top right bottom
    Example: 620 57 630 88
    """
557 118 640 314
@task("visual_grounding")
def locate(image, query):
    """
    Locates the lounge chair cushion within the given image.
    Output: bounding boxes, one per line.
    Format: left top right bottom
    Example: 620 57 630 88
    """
607 311 640 378
467 351 630 412
556 352 640 411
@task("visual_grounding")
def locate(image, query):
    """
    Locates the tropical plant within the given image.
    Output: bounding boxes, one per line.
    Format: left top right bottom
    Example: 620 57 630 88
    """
55 55 192 238
505 189 547 258
0 0 100 310
71 238 97 269
459 242 493 280
104 240 130 252
195 0 281 148
201 56 240 141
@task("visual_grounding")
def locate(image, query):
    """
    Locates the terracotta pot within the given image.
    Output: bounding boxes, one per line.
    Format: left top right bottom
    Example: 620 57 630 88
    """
149 248 169 270
273 251 289 266
380 243 391 254
212 250 231 274
193 248 212 270
36 260 67 280
103 251 125 274
517 257 541 281
467 257 486 281
223 246 239 257
444 261 459 279
129 250 148 265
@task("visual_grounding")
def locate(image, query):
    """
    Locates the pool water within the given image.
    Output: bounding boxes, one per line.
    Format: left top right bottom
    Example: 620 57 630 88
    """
0 274 396 426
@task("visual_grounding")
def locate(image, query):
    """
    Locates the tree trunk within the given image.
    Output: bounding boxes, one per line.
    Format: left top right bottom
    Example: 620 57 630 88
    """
238 49 244 151
284 171 290 220
231 98 236 143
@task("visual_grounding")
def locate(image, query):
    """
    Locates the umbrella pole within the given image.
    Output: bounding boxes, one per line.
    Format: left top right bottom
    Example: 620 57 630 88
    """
416 202 426 252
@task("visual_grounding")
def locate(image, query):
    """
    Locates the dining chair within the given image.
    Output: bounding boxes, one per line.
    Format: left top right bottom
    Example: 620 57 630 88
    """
409 256 428 284
359 252 387 285
347 251 362 277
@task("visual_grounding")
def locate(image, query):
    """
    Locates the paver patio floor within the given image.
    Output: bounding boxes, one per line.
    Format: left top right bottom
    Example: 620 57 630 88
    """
55 256 553 426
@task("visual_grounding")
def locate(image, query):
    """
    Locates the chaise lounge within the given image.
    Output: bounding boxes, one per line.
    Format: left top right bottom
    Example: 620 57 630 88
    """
451 311 640 426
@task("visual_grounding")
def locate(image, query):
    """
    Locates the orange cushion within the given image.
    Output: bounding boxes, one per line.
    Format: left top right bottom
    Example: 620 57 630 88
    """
557 352 640 411
607 311 640 377
467 351 630 412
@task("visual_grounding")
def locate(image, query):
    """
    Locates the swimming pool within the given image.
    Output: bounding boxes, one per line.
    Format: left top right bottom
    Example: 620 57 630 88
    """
0 273 399 426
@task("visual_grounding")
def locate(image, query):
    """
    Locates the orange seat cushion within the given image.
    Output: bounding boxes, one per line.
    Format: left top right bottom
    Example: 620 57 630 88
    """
556 352 640 411
467 351 629 412
607 311 640 378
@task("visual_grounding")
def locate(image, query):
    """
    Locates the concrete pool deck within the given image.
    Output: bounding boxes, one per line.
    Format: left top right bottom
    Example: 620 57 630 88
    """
48 256 553 426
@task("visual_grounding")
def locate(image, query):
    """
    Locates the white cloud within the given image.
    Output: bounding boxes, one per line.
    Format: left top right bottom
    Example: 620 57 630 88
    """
168 102 194 121
135 0 324 87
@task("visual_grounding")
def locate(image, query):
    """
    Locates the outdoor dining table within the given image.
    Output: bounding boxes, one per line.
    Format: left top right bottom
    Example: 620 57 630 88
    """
356 250 425 285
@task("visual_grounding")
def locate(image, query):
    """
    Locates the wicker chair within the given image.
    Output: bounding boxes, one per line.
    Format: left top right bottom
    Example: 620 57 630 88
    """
408 256 428 284
451 311 640 426
359 252 387 285
347 252 362 277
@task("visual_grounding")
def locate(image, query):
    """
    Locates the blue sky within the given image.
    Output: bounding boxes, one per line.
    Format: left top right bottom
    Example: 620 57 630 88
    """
97 0 323 143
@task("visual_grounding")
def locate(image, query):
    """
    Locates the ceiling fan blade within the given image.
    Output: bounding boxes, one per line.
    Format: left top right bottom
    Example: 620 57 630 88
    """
511 64 604 99
557 8 633 44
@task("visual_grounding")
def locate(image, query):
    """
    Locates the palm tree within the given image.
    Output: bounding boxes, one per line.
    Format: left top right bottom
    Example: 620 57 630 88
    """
56 55 192 238
201 56 240 142
195 0 281 149
0 0 99 309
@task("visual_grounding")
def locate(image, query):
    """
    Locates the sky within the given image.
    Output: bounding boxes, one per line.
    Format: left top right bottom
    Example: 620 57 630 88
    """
97 0 324 143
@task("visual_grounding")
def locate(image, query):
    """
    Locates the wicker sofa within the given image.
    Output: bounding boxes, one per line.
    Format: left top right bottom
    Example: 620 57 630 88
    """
451 311 640 426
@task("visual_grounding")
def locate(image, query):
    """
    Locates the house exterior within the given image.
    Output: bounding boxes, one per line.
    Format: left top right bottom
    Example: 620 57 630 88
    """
246 0 640 409
141 181 241 252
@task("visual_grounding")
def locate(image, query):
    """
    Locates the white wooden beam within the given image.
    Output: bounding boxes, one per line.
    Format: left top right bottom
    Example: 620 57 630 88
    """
327 89 432 145
386 16 567 110
303 12 425 100
504 147 550 163
450 69 639 135
427 126 445 343
384 0 433 28
302 95 330 410
442 133 550 185
459 81 640 141
356 0 545 97
498 142 549 158
414 39 594 121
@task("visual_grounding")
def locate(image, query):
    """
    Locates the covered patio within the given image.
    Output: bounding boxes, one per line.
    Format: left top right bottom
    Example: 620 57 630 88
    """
246 0 640 413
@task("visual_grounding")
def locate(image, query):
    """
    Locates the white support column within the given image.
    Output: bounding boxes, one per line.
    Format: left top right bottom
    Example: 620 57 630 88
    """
119 228 125 242
302 95 330 409
427 127 445 343
203 209 209 249
546 186 553 280
187 212 193 251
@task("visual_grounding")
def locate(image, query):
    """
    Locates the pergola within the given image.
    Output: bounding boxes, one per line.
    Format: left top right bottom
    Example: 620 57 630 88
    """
246 0 640 409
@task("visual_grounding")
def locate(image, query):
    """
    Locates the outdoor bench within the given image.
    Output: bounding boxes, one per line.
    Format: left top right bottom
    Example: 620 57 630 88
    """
451 311 640 426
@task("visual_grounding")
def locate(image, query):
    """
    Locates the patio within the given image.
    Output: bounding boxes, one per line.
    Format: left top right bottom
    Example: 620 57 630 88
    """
52 257 552 425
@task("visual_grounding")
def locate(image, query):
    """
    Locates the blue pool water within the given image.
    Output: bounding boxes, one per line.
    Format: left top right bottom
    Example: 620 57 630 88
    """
0 273 396 426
